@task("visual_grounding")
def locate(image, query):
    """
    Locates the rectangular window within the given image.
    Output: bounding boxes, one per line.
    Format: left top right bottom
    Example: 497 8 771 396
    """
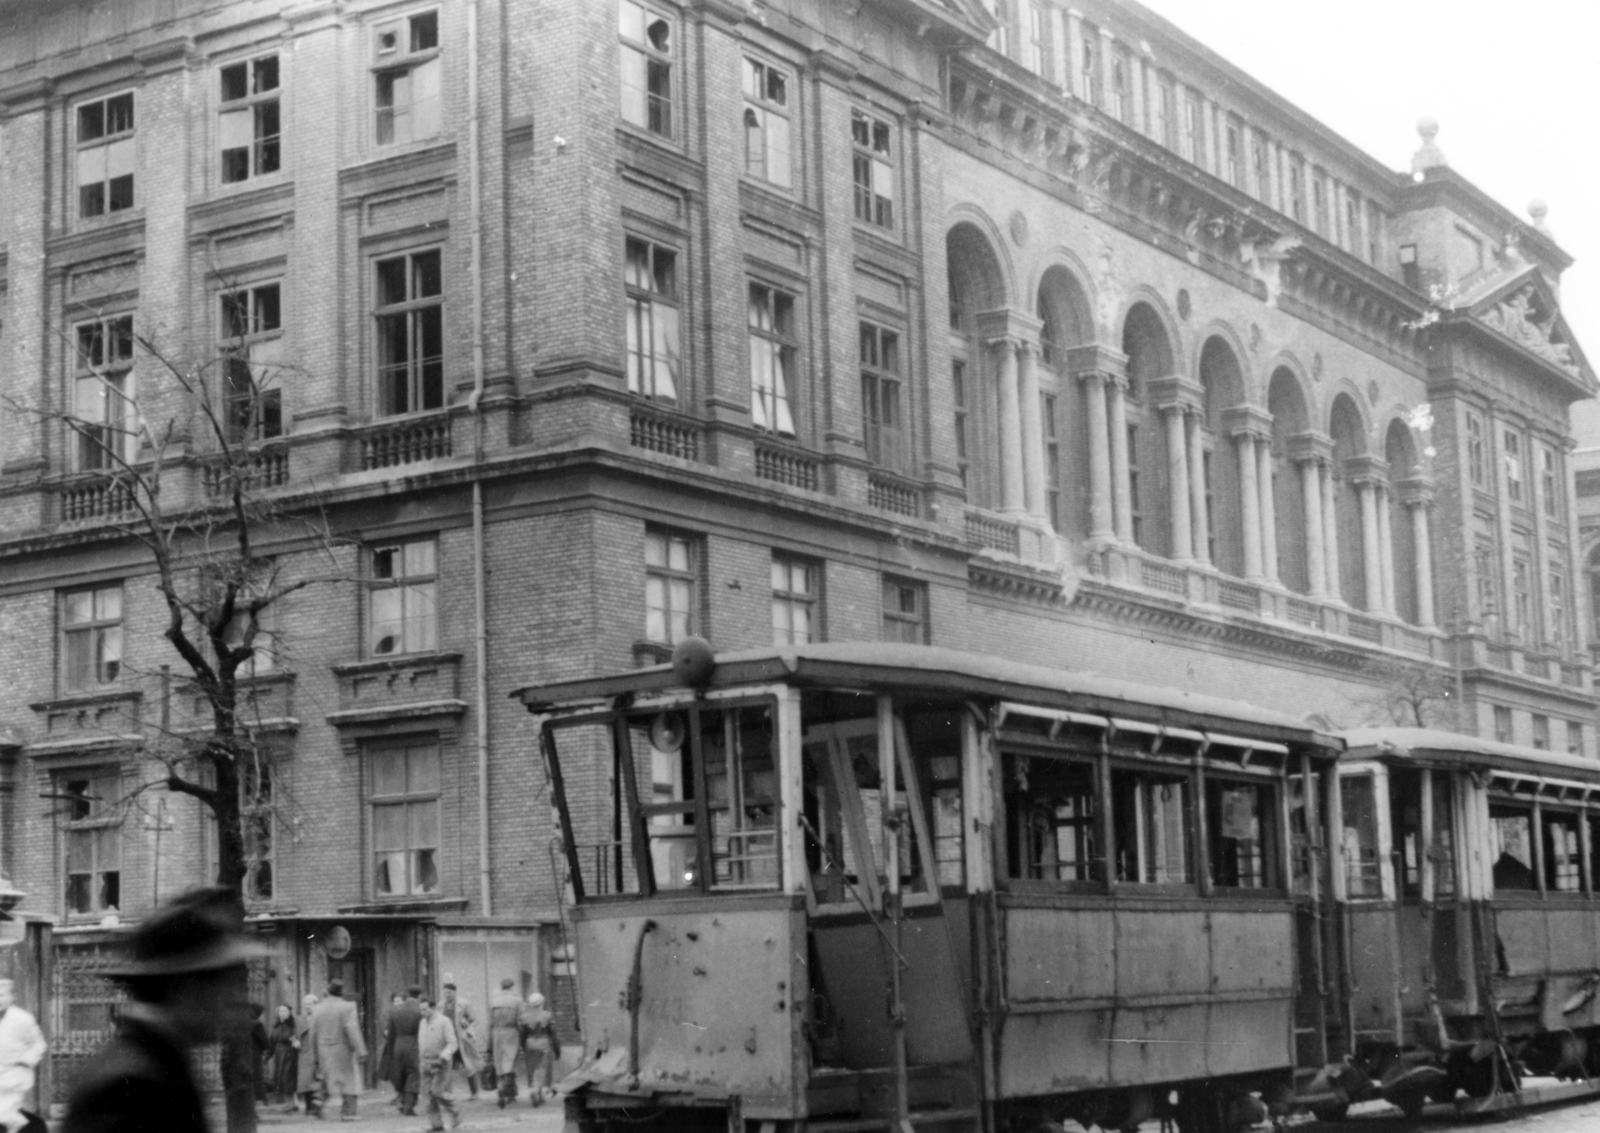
1109 49 1130 122
1493 704 1513 743
1345 192 1361 254
1181 93 1200 161
882 576 926 644
1366 200 1382 264
1043 392 1060 531
771 554 818 645
1287 155 1304 222
620 1 673 137
221 283 284 442
370 739 441 897
1340 774 1382 897
952 361 969 492
1549 568 1567 649
1022 4 1047 75
73 315 137 471
1544 809 1581 892
1400 242 1421 289
742 58 791 187
368 537 438 656
240 757 278 902
1512 554 1531 637
1490 802 1536 891
1250 130 1268 202
62 584 124 691
1127 423 1143 546
1080 28 1100 107
1311 169 1328 236
1567 721 1584 757
374 11 441 146
1154 75 1176 148
1114 768 1193 886
1224 116 1242 187
646 529 698 645
748 283 797 435
1533 714 1551 750
1475 541 1499 630
1006 754 1097 883
1541 445 1561 518
1207 777 1277 890
1467 412 1486 485
219 55 280 182
374 249 444 416
76 92 135 218
984 0 1011 58
860 322 904 471
210 561 278 677
59 770 122 916
624 237 680 401
851 110 895 229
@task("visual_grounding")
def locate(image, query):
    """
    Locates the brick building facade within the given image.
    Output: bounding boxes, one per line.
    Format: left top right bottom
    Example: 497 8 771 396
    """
0 0 1593 1096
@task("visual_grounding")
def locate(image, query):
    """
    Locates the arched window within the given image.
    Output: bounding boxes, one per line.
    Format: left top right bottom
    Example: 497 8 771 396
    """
1036 266 1092 537
946 223 1007 510
1267 368 1310 594
1329 394 1368 608
1121 304 1174 555
1199 337 1246 576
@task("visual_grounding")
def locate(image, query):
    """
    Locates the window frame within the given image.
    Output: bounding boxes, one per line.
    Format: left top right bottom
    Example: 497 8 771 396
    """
1504 428 1524 504
1205 772 1283 894
881 575 927 644
859 320 906 472
850 108 896 231
366 536 440 657
368 737 444 899
57 767 124 918
74 90 136 220
748 280 800 437
1489 798 1539 895
220 281 285 443
372 9 442 148
218 53 282 184
372 247 445 417
645 527 700 647
1540 443 1562 519
619 0 675 139
1003 748 1102 891
741 56 793 189
71 313 138 472
771 553 819 646
61 583 125 692
623 235 681 402
1466 411 1486 487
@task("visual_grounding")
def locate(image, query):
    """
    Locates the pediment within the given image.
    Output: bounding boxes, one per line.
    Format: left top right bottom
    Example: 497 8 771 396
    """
1453 264 1596 394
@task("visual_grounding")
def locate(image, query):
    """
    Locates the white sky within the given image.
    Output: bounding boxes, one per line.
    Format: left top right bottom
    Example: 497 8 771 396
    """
1135 0 1600 437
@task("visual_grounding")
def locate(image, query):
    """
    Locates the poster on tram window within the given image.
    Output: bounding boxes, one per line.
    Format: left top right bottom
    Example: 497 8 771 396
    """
1220 787 1255 840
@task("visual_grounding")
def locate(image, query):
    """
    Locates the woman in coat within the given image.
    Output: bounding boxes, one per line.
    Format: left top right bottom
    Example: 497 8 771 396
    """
270 1004 299 1109
487 979 523 1107
296 993 322 1117
518 992 558 1106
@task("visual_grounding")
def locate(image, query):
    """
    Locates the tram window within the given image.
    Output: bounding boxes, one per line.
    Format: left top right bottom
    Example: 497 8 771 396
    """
905 708 965 888
1206 777 1277 890
1541 810 1581 893
642 719 698 891
703 706 780 890
1340 775 1383 898
1005 754 1098 884
1489 804 1537 891
1390 770 1424 900
1431 774 1457 898
1590 815 1600 894
1113 769 1193 886
1288 774 1314 897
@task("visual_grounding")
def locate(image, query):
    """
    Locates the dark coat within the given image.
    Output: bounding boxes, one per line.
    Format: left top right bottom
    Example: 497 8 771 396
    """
385 999 423 1095
62 1015 206 1133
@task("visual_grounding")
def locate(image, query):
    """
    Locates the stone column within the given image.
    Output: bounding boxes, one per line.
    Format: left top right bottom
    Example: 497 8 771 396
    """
1357 479 1382 613
1164 405 1193 561
1300 458 1326 596
1377 484 1396 615
1235 432 1263 579
1257 437 1279 583
1187 410 1210 565
1411 499 1436 628
1321 460 1342 602
1080 371 1113 540
1018 341 1048 521
1108 376 1133 543
992 336 1025 514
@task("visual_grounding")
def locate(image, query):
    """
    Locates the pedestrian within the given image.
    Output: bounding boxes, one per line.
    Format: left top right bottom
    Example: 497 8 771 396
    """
62 886 269 1133
310 979 367 1121
297 994 323 1117
270 1004 299 1111
417 999 460 1131
518 992 557 1106
439 978 482 1099
386 986 424 1116
0 977 48 1133
248 1002 270 1104
487 978 521 1108
376 993 400 1097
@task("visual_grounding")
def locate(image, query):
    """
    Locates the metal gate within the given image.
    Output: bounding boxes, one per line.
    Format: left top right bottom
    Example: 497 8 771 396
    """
48 932 128 1105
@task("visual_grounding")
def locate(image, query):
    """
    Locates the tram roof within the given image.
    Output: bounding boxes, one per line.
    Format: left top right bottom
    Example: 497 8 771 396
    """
1341 726 1600 782
513 642 1339 749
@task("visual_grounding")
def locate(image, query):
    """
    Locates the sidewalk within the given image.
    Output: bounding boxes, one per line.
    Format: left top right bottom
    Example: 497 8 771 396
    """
256 1085 567 1133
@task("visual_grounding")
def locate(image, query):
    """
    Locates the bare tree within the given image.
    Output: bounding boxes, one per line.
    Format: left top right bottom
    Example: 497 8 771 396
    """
9 306 339 1133
1359 659 1456 729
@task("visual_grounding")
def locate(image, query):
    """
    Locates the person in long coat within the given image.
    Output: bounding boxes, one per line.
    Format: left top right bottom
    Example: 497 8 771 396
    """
269 1004 298 1109
247 1003 270 1104
385 987 424 1115
375 994 400 1091
309 980 367 1120
518 992 558 1105
440 979 482 1098
296 994 322 1116
486 979 522 1107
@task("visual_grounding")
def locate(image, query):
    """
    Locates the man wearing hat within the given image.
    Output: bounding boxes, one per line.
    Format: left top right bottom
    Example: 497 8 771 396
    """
63 887 269 1133
309 979 367 1120
384 986 424 1116
486 978 522 1108
439 978 481 1099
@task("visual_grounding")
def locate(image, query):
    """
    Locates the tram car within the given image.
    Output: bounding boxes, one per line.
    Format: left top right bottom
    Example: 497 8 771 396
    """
1321 727 1600 1117
515 642 1348 1133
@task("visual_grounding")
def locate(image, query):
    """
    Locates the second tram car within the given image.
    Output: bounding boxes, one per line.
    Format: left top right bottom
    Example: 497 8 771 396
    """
516 643 1345 1133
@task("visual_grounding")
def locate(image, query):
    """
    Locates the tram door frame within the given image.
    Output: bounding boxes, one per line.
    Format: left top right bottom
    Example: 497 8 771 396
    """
1335 762 1403 1052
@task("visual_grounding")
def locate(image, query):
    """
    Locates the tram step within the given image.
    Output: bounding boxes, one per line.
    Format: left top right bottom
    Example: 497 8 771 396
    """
804 1108 980 1133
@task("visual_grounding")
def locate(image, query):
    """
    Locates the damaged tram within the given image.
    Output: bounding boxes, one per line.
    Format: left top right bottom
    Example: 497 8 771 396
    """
515 643 1347 1133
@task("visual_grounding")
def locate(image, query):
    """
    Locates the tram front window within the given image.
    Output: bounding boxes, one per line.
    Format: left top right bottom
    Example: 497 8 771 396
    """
1340 775 1383 898
1114 770 1192 886
1489 804 1537 892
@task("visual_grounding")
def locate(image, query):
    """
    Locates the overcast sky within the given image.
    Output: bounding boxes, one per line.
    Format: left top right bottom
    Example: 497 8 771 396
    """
1135 0 1600 436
